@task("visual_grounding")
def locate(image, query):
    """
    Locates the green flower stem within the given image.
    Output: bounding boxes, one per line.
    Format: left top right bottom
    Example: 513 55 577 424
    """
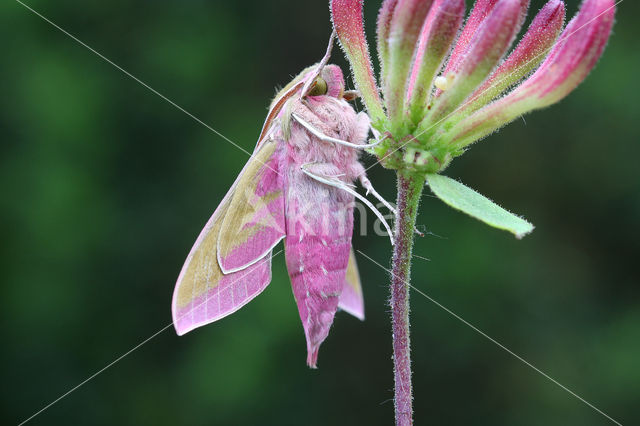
390 172 425 426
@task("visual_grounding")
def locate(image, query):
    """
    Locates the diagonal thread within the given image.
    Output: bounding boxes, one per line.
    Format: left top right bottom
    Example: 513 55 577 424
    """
356 249 623 426
13 0 284 176
17 250 283 425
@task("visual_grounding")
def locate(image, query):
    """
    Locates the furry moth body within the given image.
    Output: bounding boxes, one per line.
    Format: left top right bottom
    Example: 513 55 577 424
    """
172 49 392 367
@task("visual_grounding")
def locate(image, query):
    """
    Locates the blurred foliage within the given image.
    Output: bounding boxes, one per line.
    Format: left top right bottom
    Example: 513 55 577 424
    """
1 1 638 425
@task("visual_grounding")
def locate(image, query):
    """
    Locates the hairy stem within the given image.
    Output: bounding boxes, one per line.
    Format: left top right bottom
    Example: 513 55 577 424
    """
391 173 424 426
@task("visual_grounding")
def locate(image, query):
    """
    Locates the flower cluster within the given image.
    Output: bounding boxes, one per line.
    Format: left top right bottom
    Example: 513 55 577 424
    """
331 0 616 174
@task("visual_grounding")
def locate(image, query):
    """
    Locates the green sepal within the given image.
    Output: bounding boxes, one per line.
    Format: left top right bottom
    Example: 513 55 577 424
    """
426 173 534 239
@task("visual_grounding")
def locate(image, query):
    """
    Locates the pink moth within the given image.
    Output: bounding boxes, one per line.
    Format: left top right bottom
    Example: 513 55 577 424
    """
171 36 393 368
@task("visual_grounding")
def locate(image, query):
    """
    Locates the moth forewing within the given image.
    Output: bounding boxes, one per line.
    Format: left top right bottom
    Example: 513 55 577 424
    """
171 191 275 335
217 140 286 274
172 140 284 334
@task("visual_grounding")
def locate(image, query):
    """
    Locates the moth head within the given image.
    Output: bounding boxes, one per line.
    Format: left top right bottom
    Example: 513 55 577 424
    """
319 64 345 98
304 64 345 99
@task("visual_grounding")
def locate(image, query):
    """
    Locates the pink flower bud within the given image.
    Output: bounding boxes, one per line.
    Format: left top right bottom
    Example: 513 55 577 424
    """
383 0 435 123
425 0 524 125
441 0 500 76
462 0 566 116
444 0 615 149
331 0 385 123
377 0 399 87
523 0 615 105
440 0 529 82
405 0 466 123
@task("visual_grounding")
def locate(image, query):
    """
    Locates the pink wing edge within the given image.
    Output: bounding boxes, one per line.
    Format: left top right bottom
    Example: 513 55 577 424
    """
338 285 364 321
337 249 365 320
172 250 274 336
172 143 284 336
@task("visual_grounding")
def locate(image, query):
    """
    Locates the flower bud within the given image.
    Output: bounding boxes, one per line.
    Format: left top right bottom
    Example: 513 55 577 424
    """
444 0 615 149
405 0 466 124
384 0 435 123
331 0 385 123
377 0 399 87
460 0 566 116
439 0 529 85
424 0 524 126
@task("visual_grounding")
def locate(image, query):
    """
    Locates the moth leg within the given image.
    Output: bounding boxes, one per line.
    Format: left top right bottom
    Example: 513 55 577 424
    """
359 175 424 237
359 175 396 213
292 113 386 149
301 164 395 246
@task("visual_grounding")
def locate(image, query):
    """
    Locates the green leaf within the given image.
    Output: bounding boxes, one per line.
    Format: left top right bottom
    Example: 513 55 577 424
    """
426 174 534 239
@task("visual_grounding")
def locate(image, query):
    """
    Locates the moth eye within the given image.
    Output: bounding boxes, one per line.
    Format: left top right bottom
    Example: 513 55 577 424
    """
307 77 328 96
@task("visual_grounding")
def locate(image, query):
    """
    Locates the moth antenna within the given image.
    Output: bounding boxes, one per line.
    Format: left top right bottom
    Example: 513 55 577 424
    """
280 98 296 140
300 30 337 99
301 165 394 245
292 113 384 149
258 80 304 145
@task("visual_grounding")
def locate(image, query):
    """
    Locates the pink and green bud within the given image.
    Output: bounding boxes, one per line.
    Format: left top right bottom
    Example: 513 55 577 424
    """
332 0 615 175
459 0 566 117
523 0 615 106
405 0 466 124
425 0 525 126
331 0 386 124
440 0 528 78
440 0 499 77
376 0 399 88
383 0 434 124
444 0 615 149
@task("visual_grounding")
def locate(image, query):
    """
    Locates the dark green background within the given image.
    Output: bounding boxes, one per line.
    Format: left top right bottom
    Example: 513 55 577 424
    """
2 1 638 425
